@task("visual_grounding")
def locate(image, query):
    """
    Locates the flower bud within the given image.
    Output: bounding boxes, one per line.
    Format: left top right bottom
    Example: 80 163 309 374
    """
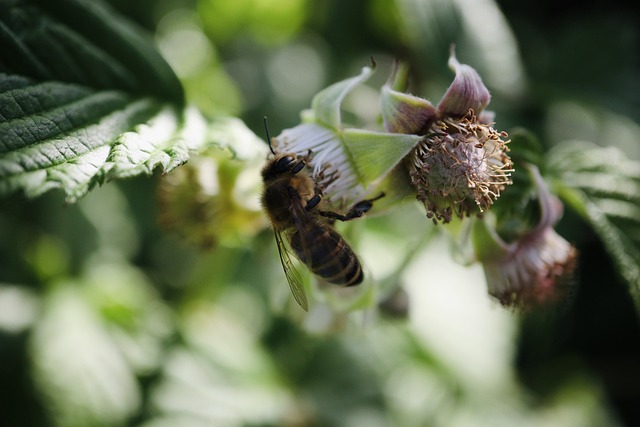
474 165 578 308
482 227 577 307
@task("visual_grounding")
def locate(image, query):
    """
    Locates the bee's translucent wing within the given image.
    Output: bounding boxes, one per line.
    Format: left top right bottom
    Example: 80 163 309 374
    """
274 229 309 311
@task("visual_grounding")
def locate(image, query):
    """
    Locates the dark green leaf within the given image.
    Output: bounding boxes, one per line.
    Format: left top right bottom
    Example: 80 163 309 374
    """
0 0 195 202
1 0 183 99
508 128 544 167
548 141 640 311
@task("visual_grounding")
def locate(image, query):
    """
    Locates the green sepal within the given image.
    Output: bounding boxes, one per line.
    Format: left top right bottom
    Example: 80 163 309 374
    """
310 65 375 129
471 214 510 263
341 128 422 188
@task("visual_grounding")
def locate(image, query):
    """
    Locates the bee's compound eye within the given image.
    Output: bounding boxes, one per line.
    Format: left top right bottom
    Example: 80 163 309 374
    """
276 155 296 172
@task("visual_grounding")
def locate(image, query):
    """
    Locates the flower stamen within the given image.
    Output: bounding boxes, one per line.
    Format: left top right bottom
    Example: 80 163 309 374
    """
408 110 513 223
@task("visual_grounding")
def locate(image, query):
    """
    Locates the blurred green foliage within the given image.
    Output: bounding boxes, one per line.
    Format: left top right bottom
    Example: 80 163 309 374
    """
2 0 640 426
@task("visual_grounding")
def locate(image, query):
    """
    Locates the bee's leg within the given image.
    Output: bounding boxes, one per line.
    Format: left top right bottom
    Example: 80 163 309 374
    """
295 149 314 169
302 149 313 161
291 160 306 174
339 192 385 220
348 192 385 217
305 194 322 211
318 193 385 222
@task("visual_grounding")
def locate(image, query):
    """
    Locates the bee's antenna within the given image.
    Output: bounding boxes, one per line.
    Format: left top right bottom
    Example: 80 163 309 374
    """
263 116 276 155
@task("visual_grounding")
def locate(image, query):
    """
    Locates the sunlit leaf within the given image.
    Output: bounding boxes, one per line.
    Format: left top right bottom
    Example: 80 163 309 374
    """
548 141 640 310
0 0 209 202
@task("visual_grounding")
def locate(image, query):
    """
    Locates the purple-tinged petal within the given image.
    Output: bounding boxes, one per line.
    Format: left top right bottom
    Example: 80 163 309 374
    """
381 85 438 134
381 62 438 135
437 48 491 118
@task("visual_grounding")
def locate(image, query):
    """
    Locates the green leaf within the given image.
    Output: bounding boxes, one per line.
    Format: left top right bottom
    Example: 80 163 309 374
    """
395 0 460 69
548 141 640 310
508 128 545 167
396 0 526 100
0 0 197 202
1 0 183 100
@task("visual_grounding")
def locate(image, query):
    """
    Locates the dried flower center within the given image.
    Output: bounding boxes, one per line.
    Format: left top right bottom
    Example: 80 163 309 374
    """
409 111 513 223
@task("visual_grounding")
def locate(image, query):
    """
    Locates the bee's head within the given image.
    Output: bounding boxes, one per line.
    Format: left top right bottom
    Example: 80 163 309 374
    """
261 153 298 182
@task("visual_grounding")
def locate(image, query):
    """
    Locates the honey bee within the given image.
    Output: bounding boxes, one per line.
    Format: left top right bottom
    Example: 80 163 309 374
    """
261 121 383 311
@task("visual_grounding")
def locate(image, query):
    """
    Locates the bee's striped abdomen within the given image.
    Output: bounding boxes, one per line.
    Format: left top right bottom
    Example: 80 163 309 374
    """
291 225 363 287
